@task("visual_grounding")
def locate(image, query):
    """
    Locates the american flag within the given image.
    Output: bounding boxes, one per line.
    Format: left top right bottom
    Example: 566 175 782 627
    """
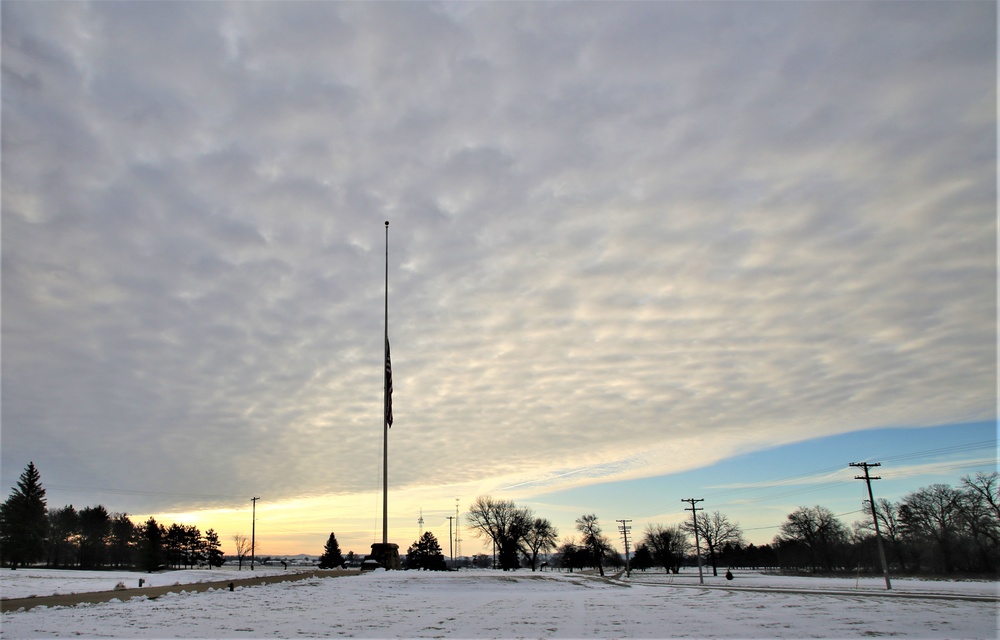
385 337 393 427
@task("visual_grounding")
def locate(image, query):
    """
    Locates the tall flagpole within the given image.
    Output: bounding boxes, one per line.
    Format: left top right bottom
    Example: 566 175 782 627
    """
382 220 389 546
369 220 398 570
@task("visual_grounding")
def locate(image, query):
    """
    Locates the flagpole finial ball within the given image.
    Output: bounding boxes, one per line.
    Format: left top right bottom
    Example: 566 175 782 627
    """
385 220 389 227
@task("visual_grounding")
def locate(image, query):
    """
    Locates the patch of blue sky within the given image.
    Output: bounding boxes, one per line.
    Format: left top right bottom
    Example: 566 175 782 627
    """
524 421 997 545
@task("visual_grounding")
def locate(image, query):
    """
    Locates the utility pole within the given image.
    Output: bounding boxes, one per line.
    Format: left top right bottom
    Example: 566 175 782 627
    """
446 516 454 567
617 519 633 578
850 462 892 590
455 498 462 565
251 497 260 571
682 498 704 584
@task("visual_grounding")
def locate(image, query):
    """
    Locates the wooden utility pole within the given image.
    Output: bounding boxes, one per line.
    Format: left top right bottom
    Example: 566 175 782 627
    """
250 497 260 571
617 519 632 577
682 498 704 584
850 462 892 590
455 498 462 563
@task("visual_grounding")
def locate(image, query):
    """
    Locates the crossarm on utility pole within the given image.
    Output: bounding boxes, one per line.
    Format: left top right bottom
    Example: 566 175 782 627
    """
850 462 891 590
681 499 704 584
617 519 632 577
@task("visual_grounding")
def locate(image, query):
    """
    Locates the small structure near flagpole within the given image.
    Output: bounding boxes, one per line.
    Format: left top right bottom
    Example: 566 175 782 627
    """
368 220 401 570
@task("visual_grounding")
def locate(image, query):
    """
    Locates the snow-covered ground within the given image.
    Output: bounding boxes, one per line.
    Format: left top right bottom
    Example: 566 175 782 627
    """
0 566 292 600
2 567 997 638
627 569 1000 597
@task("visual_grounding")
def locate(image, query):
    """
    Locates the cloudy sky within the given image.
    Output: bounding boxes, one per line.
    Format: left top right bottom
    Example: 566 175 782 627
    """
2 1 995 555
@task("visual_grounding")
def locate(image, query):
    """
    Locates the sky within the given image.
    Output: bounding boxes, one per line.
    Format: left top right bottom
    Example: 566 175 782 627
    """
1 1 996 557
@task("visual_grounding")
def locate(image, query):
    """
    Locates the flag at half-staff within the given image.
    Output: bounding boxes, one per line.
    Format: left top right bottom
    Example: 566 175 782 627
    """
384 336 393 427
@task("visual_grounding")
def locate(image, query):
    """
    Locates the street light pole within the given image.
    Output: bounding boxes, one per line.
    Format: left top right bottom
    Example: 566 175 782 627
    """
251 497 260 571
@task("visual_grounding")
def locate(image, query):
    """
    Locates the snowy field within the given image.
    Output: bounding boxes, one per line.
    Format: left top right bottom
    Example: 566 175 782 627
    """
0 566 292 600
2 567 998 638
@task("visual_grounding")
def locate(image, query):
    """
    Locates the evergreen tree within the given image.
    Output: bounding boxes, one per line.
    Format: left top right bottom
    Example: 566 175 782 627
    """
406 531 448 570
164 523 187 569
108 513 136 569
204 528 225 568
46 505 79 568
78 505 111 569
318 532 345 569
139 517 164 572
631 543 654 572
182 525 204 568
0 462 48 569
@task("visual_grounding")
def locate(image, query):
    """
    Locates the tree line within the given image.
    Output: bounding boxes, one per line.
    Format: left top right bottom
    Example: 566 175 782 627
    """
465 471 999 576
773 473 999 574
4 461 997 576
1 462 231 571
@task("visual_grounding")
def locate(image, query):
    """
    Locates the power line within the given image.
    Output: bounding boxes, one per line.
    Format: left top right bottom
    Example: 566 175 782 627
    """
876 440 995 464
636 438 995 520
739 508 866 533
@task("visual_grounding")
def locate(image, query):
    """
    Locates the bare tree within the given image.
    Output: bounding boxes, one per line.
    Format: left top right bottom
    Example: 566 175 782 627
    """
961 472 1000 538
776 506 849 572
861 497 911 572
521 517 558 571
642 524 689 574
957 473 1000 571
899 484 963 572
682 510 744 577
575 514 614 576
233 534 251 571
466 496 533 570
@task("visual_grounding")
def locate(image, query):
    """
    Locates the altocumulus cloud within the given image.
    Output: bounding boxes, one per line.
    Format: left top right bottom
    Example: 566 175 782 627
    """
2 2 995 514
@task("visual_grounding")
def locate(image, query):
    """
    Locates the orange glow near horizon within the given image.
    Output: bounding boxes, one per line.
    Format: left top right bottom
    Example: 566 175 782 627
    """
134 489 494 558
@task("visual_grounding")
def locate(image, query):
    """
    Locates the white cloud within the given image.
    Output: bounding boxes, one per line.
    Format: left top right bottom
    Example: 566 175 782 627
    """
2 1 994 523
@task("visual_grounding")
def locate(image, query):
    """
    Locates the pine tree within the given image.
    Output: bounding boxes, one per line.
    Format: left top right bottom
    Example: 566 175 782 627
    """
0 462 48 569
318 532 345 569
204 528 225 568
406 531 448 571
140 517 164 573
108 513 136 569
78 505 111 569
47 505 79 568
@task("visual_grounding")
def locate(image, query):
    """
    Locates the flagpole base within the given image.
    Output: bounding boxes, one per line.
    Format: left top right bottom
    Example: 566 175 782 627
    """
367 543 401 570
